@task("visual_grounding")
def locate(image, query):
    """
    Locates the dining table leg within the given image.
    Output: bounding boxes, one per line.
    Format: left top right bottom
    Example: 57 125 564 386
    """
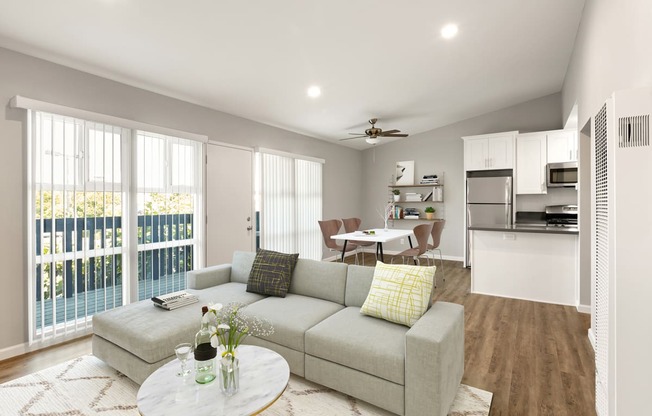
341 240 348 262
378 243 384 262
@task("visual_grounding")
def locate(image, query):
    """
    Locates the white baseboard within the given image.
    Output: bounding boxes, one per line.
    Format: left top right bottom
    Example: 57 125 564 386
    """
0 329 92 362
323 251 463 263
588 328 595 351
470 290 576 308
378 250 463 262
0 342 29 362
576 304 591 314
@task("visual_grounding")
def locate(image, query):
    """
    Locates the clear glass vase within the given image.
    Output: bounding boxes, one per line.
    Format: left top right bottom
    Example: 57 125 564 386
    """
219 354 239 396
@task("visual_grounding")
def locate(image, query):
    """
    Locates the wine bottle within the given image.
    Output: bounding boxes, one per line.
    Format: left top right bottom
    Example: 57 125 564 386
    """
194 305 217 384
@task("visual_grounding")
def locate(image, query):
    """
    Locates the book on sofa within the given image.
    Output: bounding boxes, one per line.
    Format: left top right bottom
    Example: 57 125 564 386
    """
151 291 198 310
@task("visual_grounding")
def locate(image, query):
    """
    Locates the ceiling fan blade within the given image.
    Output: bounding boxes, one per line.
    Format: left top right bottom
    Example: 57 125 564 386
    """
348 132 366 135
339 135 367 141
382 134 409 137
380 129 400 135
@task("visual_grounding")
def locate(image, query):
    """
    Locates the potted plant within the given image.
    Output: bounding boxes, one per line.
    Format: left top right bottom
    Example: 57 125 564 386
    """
424 206 435 220
392 189 401 202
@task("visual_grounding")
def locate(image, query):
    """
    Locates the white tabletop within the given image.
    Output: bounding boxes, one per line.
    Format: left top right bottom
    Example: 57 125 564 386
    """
137 345 290 416
331 228 414 243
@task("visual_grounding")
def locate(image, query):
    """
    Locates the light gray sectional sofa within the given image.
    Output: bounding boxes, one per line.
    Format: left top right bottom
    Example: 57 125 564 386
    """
93 251 464 416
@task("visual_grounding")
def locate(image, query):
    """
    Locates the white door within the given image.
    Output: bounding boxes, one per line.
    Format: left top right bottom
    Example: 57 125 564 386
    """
206 143 254 266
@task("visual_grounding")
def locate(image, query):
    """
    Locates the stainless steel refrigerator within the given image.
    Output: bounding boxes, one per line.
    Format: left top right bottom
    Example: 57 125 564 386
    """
465 170 513 267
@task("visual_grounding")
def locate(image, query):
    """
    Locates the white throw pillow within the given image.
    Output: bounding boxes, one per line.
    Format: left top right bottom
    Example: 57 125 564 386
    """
360 261 436 327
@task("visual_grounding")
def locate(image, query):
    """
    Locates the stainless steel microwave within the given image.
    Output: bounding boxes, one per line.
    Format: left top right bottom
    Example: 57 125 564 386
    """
547 162 578 188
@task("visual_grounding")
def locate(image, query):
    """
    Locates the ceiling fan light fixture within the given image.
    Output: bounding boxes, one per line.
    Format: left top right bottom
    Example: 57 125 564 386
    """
441 23 458 39
366 137 380 145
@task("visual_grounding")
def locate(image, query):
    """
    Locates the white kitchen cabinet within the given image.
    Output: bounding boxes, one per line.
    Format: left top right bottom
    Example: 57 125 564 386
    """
471 230 578 306
516 132 547 194
462 131 517 171
547 130 578 163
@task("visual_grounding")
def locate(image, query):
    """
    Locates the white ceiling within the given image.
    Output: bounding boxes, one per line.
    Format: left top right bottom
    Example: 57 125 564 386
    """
0 0 585 149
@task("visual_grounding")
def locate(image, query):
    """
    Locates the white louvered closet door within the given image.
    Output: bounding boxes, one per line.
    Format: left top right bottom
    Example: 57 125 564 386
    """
593 103 609 416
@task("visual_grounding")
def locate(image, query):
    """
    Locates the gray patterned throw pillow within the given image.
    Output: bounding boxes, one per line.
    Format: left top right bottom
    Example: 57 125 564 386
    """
246 249 299 297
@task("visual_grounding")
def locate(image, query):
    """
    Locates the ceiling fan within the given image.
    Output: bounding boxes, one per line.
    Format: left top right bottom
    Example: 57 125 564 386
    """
340 118 409 145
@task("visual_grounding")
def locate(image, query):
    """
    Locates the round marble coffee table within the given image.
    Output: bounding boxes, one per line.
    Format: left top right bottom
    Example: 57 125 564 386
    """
137 345 290 416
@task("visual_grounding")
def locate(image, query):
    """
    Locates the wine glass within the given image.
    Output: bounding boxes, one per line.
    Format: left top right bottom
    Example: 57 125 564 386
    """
175 343 192 377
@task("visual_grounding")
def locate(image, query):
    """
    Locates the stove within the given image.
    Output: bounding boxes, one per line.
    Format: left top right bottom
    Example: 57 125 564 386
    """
545 205 578 227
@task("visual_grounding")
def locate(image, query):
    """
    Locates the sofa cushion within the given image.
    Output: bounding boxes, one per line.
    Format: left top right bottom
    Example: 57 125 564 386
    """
246 249 299 297
288 258 348 304
93 282 264 364
360 261 435 327
245 294 344 352
344 264 375 307
231 251 256 284
305 307 408 385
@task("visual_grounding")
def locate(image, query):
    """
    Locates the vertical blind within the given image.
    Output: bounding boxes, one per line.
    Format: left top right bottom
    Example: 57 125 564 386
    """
136 131 202 300
259 151 322 260
28 111 203 344
29 111 128 342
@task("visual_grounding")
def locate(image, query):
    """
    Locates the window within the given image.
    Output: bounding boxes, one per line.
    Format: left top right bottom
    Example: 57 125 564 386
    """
28 111 203 343
136 131 202 300
257 150 323 260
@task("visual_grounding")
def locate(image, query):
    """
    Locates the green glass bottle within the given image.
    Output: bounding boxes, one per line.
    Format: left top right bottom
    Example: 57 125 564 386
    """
194 305 217 384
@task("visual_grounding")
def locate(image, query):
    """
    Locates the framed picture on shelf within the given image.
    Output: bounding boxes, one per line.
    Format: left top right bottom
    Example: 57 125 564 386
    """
395 161 414 185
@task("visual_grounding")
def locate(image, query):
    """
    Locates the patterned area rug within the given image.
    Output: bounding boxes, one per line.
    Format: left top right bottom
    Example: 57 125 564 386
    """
0 355 492 415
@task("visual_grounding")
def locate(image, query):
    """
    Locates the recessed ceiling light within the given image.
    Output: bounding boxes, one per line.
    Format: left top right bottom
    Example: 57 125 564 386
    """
307 86 321 98
441 23 458 39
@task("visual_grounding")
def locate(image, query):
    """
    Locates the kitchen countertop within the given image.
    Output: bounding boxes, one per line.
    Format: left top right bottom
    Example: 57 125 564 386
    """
469 224 579 235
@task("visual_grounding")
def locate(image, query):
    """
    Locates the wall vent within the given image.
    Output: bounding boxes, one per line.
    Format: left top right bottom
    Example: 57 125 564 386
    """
618 114 649 148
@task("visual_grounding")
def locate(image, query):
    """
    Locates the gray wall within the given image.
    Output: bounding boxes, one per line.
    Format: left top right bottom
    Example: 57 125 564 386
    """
360 93 563 258
562 0 652 126
0 47 362 352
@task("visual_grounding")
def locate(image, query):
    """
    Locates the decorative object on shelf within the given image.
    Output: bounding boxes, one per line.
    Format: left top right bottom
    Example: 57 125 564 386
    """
424 206 436 220
205 302 275 395
395 161 414 185
377 203 394 231
195 306 217 384
420 174 440 185
392 189 401 201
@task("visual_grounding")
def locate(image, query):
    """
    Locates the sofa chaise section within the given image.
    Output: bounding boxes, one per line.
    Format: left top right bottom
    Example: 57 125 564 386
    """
92 274 265 384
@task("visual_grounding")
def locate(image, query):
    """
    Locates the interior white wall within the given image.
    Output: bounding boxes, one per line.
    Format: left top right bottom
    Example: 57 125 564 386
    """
562 2 652 414
360 93 563 258
0 47 362 354
562 0 652 126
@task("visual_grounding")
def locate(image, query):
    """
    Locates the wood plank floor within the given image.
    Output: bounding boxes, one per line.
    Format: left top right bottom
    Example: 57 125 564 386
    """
0 254 596 416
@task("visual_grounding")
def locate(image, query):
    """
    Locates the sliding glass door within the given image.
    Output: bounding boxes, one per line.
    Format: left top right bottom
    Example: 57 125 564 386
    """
28 111 203 343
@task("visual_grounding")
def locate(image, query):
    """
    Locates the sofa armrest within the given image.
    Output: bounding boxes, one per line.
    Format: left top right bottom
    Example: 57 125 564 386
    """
187 264 232 290
405 301 464 416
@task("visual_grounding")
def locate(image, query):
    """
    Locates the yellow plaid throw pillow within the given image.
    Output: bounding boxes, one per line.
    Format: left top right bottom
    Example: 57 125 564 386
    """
360 261 436 327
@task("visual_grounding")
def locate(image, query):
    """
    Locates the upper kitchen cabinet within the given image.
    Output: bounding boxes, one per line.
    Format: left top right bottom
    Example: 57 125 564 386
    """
516 132 547 194
462 131 517 171
547 130 578 163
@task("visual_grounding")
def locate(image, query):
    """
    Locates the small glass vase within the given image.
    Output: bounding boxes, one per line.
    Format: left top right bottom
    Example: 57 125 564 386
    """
219 354 239 396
